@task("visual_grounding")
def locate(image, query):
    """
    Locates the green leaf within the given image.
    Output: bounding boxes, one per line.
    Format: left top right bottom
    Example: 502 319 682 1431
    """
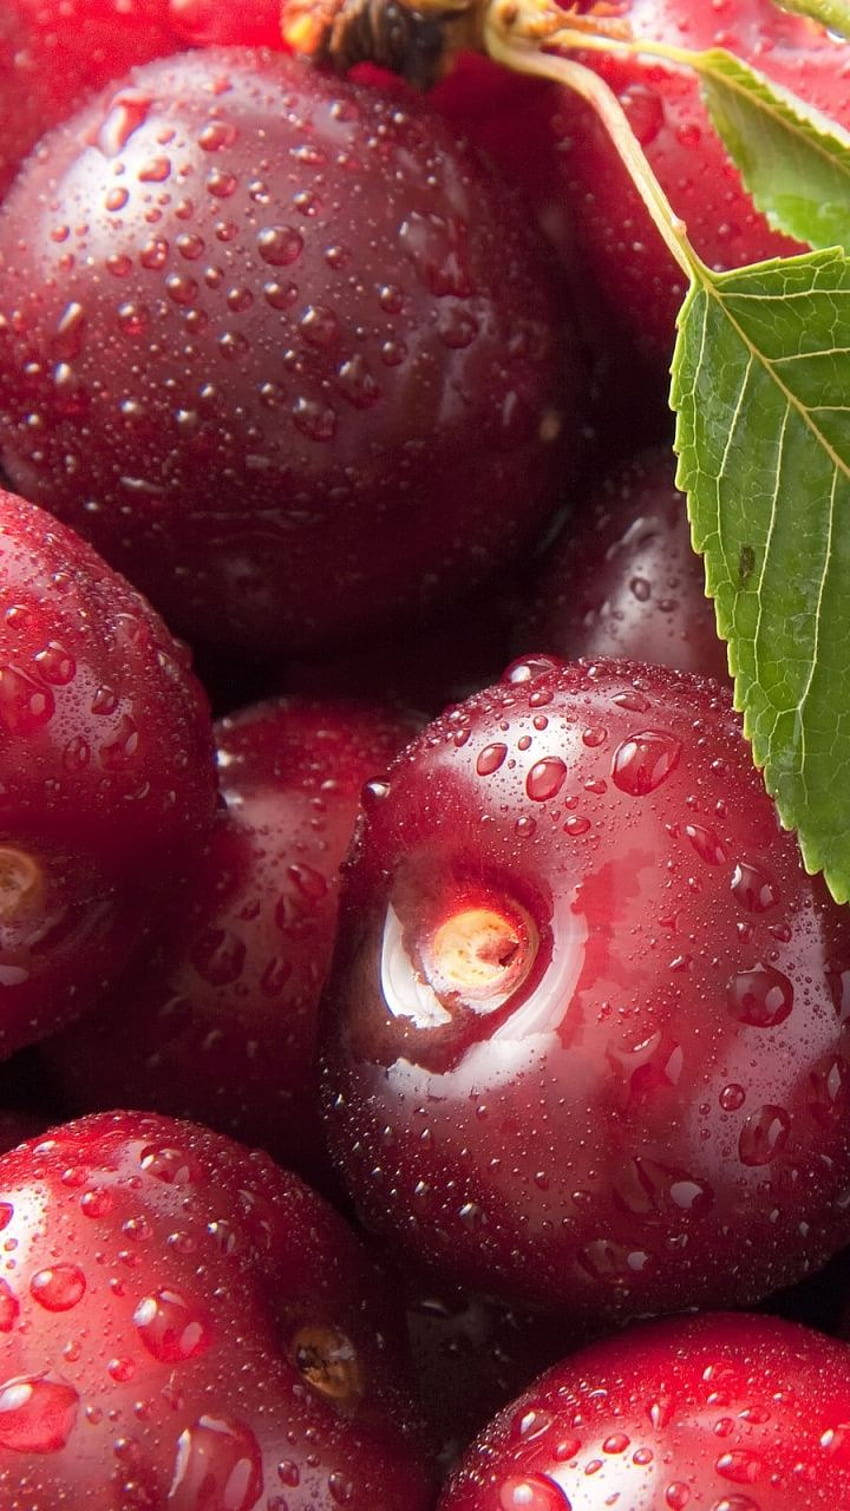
672 245 850 902
776 0 850 36
692 47 850 252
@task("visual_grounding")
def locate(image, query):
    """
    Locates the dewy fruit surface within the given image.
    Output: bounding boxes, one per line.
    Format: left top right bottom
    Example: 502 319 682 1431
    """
44 696 415 1184
0 47 572 654
0 487 216 1057
0 0 179 203
519 444 729 681
555 0 850 364
0 1111 434 1510
322 657 850 1320
439 1311 850 1509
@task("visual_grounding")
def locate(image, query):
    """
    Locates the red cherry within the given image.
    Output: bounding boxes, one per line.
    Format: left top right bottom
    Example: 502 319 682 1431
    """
322 657 850 1320
519 445 729 680
554 0 850 364
44 697 415 1184
0 486 216 1057
168 0 285 46
0 48 574 654
0 1111 434 1507
0 0 179 203
440 1311 850 1510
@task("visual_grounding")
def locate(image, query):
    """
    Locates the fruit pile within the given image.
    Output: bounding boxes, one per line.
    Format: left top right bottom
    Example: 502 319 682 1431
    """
2 1 850 1507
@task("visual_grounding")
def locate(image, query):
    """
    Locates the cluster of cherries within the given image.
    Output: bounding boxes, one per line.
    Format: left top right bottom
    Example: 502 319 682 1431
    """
2 1 850 1507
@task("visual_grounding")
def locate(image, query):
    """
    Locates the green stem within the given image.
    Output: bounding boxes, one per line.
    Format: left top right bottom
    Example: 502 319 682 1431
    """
485 30 699 283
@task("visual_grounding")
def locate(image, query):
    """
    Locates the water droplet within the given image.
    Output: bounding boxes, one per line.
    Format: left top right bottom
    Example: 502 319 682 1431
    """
715 1451 761 1484
34 642 76 686
499 1475 571 1510
727 966 793 1027
622 83 665 144
257 226 303 266
399 210 475 297
477 744 507 776
731 861 778 913
97 91 152 157
611 730 682 795
526 756 567 802
565 816 590 836
0 1374 79 1452
30 1265 86 1312
133 1289 211 1363
139 1145 194 1184
738 1105 790 1166
206 168 238 198
168 1416 263 1510
138 155 172 184
199 120 238 152
292 397 336 441
665 1486 690 1510
684 824 726 865
336 354 380 408
720 1083 746 1111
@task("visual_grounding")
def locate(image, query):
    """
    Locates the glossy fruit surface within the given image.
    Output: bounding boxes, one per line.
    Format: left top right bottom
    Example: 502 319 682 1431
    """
0 0 178 203
322 657 850 1320
440 1311 850 1509
0 1110 434 1509
168 0 284 45
556 0 850 363
520 445 729 680
45 697 414 1183
0 48 572 654
0 487 216 1057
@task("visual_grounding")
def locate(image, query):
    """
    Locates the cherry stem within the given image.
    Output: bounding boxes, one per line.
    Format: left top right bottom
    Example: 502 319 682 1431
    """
484 23 698 283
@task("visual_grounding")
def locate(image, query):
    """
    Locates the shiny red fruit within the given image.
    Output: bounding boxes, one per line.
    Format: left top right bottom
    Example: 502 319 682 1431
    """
0 48 573 654
168 0 284 46
45 697 415 1183
556 0 850 364
0 0 179 203
520 445 729 680
440 1311 850 1510
0 1111 434 1509
322 656 850 1321
0 487 216 1057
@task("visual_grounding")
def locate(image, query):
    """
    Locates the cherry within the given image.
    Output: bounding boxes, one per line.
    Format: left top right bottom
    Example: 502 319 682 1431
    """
0 0 179 204
168 0 285 46
0 486 217 1058
321 656 850 1321
519 444 729 680
0 1110 435 1508
0 48 573 655
555 0 850 365
43 696 415 1185
440 1311 850 1509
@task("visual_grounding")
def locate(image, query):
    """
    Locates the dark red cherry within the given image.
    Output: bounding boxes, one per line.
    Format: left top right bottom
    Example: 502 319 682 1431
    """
0 1111 435 1510
0 486 216 1057
555 0 850 365
519 445 729 680
0 48 574 654
44 697 415 1185
440 1312 850 1510
0 0 179 203
322 657 850 1321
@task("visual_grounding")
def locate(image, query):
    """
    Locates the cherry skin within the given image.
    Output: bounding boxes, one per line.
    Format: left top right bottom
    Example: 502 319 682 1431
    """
168 0 285 46
0 0 179 203
0 486 217 1058
554 0 850 365
322 656 850 1322
0 48 573 655
0 1111 435 1509
440 1311 850 1510
43 696 415 1185
519 444 729 681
